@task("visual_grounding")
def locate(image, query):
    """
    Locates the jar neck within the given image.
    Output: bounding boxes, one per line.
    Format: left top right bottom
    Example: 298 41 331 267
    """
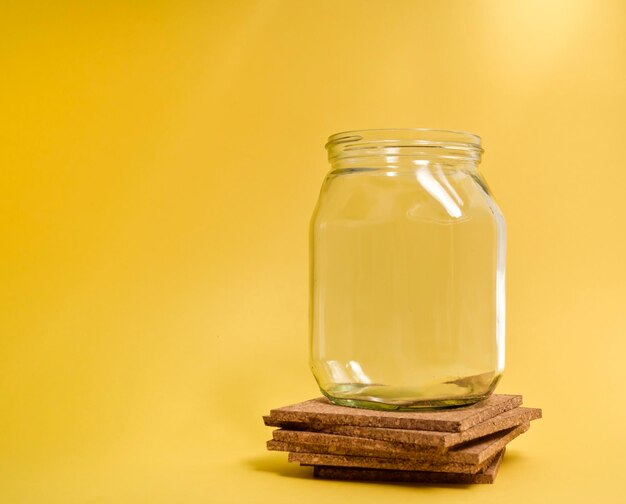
326 129 483 171
329 156 480 172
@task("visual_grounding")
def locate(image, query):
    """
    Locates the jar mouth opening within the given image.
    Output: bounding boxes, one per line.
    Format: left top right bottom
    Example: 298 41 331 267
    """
326 128 483 162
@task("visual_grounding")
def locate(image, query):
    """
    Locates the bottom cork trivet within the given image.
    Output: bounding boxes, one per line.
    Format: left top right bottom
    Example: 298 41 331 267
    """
313 449 505 485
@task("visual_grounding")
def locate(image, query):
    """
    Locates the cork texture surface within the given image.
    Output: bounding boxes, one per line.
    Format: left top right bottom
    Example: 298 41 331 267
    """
288 448 498 474
312 449 506 484
264 394 523 432
267 406 541 450
269 422 529 465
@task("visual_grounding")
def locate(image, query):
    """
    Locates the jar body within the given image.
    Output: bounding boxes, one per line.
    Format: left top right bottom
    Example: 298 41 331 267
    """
310 130 505 410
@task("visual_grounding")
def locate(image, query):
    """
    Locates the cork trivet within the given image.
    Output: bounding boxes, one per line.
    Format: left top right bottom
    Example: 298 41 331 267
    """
268 406 541 450
313 449 505 484
289 449 492 474
270 422 529 465
264 394 522 433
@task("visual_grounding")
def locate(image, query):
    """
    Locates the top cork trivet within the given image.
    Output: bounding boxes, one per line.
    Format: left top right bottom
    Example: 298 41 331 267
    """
263 394 522 432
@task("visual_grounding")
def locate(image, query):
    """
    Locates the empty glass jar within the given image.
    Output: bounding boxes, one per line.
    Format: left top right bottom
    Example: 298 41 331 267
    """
310 129 506 410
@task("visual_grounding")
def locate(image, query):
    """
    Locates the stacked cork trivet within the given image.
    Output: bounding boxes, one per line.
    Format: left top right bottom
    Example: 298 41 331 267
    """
263 394 541 484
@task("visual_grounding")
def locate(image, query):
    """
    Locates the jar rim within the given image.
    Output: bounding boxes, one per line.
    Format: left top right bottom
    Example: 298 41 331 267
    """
326 128 483 162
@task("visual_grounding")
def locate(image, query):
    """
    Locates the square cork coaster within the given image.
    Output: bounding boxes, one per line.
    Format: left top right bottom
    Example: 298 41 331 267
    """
268 406 541 450
264 394 522 433
287 444 500 474
313 449 506 485
269 422 529 467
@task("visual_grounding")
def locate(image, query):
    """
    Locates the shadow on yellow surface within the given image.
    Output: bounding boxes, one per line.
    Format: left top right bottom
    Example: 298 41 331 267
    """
246 453 313 479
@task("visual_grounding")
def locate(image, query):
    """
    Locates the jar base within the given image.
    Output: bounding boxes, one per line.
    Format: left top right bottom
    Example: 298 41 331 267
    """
321 392 490 411
319 375 500 411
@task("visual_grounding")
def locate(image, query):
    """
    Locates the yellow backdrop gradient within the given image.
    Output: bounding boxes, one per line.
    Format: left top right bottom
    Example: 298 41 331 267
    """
1 1 625 502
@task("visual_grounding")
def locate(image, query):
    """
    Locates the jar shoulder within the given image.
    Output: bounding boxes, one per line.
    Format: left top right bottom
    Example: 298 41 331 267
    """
312 168 505 227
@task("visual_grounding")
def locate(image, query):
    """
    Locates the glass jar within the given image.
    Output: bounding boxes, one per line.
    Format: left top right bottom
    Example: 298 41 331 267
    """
309 129 505 410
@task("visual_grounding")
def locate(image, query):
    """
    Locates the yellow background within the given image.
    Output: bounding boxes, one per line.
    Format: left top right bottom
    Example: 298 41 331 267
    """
1 1 625 502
